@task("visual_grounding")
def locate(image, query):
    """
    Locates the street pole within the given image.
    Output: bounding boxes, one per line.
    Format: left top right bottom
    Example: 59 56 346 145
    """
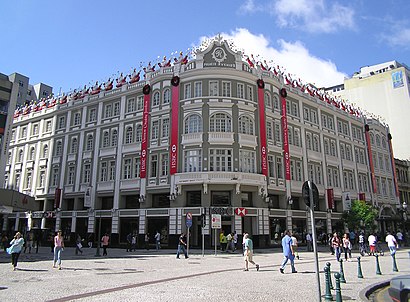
187 226 190 257
95 211 101 257
214 228 217 256
308 181 322 302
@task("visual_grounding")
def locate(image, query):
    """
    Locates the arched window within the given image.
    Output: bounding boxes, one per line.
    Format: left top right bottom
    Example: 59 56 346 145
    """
42 145 49 158
86 134 93 151
136 125 142 142
70 138 78 154
238 115 254 135
306 133 312 150
370 133 375 145
313 135 319 152
103 131 110 148
340 144 345 159
330 141 337 156
264 92 272 108
163 89 171 104
111 129 118 146
184 114 203 134
210 113 231 132
273 95 279 109
153 91 160 106
381 137 387 149
324 139 329 155
125 127 133 144
18 149 23 162
29 147 35 160
376 134 381 147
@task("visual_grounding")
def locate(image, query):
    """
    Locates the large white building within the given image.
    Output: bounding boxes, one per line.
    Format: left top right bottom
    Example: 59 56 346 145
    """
2 37 401 247
326 61 410 160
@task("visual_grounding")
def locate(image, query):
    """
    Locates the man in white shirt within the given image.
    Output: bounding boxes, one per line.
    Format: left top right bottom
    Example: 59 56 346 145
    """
385 232 398 256
306 233 313 252
368 233 377 256
396 231 403 247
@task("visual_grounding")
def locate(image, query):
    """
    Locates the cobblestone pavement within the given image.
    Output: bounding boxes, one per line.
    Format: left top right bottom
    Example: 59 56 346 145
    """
0 245 408 301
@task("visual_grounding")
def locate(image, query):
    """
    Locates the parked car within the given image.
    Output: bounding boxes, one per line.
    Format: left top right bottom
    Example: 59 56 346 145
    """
388 274 410 302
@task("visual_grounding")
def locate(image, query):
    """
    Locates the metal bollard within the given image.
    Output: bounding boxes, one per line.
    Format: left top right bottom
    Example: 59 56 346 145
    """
375 254 382 275
392 253 399 272
324 266 334 301
339 259 346 283
326 262 334 289
334 272 343 302
357 256 363 278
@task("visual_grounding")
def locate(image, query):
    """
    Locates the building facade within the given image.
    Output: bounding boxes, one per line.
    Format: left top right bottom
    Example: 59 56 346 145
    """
2 38 400 247
326 61 410 160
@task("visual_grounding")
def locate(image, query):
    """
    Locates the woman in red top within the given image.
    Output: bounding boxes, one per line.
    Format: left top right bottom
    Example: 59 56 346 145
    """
53 230 64 270
331 232 342 262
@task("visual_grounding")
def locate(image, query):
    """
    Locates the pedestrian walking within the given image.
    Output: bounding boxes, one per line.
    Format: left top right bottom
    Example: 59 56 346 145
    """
131 234 137 251
291 232 299 260
53 230 64 270
176 233 188 259
342 233 352 261
8 232 24 271
385 232 398 256
279 230 297 274
359 232 366 255
101 233 109 256
75 234 83 255
126 233 132 252
87 233 93 248
155 231 161 251
144 233 150 250
368 233 377 256
220 230 227 251
225 232 233 252
331 232 342 261
233 231 238 251
396 230 403 247
306 233 313 252
23 232 33 253
1 233 9 252
243 233 259 271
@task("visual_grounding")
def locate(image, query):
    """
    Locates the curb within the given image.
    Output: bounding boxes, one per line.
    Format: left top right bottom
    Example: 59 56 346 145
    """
358 280 390 302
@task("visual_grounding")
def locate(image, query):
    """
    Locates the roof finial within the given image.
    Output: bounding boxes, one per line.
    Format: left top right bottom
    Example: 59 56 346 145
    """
216 33 223 43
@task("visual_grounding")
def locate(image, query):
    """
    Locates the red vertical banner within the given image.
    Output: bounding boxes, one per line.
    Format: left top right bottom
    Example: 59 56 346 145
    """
326 188 334 209
387 133 400 197
280 88 291 181
54 188 61 209
364 124 377 193
257 79 268 176
170 76 180 175
140 84 151 179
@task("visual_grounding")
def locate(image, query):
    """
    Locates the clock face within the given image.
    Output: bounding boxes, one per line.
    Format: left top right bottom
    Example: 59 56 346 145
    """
212 47 227 63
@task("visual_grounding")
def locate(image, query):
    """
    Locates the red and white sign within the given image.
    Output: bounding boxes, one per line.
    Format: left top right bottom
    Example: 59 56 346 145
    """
186 212 192 220
140 93 151 178
211 214 222 229
170 84 180 175
281 93 291 181
257 84 268 176
235 208 248 217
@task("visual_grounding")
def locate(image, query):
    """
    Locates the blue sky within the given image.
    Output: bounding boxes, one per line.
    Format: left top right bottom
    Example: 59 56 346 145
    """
1 0 409 93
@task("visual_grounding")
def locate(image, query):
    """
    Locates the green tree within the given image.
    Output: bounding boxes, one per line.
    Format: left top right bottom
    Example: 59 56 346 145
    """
342 200 378 232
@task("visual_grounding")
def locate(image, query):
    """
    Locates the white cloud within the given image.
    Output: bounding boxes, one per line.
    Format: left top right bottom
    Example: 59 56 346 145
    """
381 27 410 48
241 0 355 33
200 28 347 87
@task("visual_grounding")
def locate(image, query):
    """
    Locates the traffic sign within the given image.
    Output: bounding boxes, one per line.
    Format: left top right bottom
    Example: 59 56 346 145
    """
186 212 192 228
302 181 319 208
211 214 221 229
235 208 247 217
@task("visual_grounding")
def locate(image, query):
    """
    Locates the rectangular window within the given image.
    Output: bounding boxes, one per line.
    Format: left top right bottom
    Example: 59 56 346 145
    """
32 124 39 135
162 118 169 138
151 120 159 140
74 112 81 125
276 157 283 179
58 116 66 129
237 83 244 99
239 150 256 173
83 163 91 183
113 102 120 116
211 191 231 207
209 81 218 97
127 98 136 113
184 150 202 172
100 162 107 182
222 81 231 97
268 155 275 178
109 161 116 181
123 158 132 180
247 85 253 101
51 167 59 187
105 104 112 118
267 121 273 140
46 121 52 132
88 108 97 122
134 157 140 178
137 96 144 110
291 102 299 117
21 127 27 138
194 81 202 97
68 166 75 185
161 153 168 176
39 171 45 187
209 149 232 172
184 83 191 99
274 123 281 143
150 155 158 177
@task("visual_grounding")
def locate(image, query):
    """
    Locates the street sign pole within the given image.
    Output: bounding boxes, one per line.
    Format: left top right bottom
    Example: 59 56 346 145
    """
187 226 190 257
202 208 205 257
308 181 322 302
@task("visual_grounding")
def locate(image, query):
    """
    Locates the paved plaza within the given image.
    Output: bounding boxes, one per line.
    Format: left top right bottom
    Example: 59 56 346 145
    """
0 245 408 301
